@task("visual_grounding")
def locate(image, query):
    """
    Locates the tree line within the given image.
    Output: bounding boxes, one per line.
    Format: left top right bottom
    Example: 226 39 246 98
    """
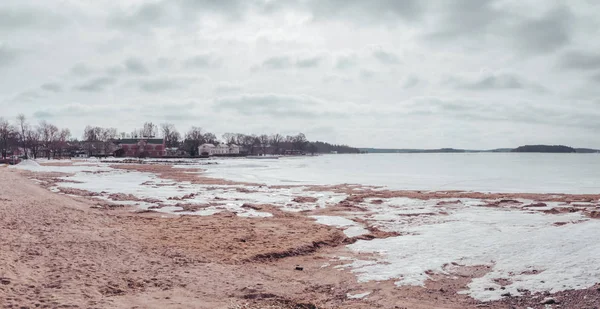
0 115 359 159
0 115 71 160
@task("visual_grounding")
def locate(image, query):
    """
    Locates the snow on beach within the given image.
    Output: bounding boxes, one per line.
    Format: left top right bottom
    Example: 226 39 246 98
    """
11 159 346 217
310 215 369 237
346 200 600 301
11 157 600 303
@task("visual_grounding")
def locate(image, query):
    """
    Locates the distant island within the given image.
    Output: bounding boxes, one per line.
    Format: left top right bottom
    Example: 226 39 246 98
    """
512 145 576 153
360 145 599 154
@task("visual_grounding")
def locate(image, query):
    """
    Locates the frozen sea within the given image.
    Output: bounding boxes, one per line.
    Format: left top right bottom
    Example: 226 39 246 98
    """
202 153 600 194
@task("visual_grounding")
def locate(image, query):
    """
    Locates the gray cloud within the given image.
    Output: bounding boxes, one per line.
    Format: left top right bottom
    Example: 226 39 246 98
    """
109 2 173 29
125 57 150 75
11 90 43 103
109 0 424 32
0 7 64 31
513 6 573 53
256 55 327 70
214 82 243 94
335 54 357 70
260 56 292 70
427 0 505 40
183 54 221 68
373 50 400 65
403 96 600 132
41 82 62 92
139 78 186 93
33 110 53 119
403 75 420 88
70 63 93 77
559 50 600 70
424 2 573 55
157 57 173 69
296 56 322 68
74 77 116 92
109 0 253 30
0 44 19 67
304 0 424 23
213 93 342 118
447 73 547 92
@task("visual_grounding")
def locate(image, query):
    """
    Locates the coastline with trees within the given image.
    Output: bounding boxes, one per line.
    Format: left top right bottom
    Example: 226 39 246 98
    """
0 115 360 161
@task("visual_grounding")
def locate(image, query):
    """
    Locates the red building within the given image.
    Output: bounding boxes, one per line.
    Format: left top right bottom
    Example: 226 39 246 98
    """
115 138 165 158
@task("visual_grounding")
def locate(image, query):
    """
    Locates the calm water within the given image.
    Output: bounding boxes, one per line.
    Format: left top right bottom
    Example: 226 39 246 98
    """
202 153 600 194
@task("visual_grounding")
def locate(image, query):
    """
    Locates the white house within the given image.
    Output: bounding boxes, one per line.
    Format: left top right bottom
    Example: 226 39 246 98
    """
229 144 240 154
198 143 215 156
214 144 229 155
198 143 240 156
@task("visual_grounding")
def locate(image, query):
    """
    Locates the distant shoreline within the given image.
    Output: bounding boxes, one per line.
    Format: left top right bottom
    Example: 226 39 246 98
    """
359 145 600 154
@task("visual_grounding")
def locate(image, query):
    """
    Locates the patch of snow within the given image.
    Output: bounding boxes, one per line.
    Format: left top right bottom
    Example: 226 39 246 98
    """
346 207 599 301
310 215 369 237
311 216 358 227
344 226 370 238
346 291 371 299
15 159 40 167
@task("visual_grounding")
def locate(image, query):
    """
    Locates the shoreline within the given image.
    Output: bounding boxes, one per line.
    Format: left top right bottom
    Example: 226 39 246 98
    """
2 160 600 308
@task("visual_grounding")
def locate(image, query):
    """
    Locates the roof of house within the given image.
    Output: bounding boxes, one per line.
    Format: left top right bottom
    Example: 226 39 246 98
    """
200 143 215 148
116 138 164 145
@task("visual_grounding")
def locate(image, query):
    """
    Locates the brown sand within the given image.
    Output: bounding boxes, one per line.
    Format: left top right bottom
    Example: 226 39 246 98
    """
3 164 600 309
1 167 478 309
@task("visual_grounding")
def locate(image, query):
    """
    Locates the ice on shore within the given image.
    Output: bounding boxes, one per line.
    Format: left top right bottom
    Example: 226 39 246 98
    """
346 205 600 301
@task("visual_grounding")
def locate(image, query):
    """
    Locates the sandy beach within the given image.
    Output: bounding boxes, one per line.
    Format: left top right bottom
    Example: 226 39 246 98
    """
2 160 600 309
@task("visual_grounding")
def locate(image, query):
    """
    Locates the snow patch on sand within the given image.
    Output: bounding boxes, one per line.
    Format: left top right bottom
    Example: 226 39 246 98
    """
311 216 369 237
346 207 600 301
346 291 371 299
14 161 345 218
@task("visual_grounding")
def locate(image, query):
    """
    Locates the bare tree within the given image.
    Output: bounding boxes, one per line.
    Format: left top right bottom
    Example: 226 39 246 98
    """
25 127 41 159
258 134 269 155
0 118 16 159
161 123 181 148
184 127 204 156
38 121 59 159
140 122 157 138
83 126 101 156
16 114 28 158
269 134 283 155
203 132 217 144
240 134 259 155
99 128 117 155
292 133 308 152
55 129 71 158
222 133 236 145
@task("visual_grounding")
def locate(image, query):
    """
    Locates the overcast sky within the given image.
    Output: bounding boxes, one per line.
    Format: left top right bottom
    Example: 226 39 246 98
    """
2 0 600 149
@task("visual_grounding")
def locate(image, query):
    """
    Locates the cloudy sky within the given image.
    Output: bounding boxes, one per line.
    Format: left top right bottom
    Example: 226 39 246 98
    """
2 0 600 149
